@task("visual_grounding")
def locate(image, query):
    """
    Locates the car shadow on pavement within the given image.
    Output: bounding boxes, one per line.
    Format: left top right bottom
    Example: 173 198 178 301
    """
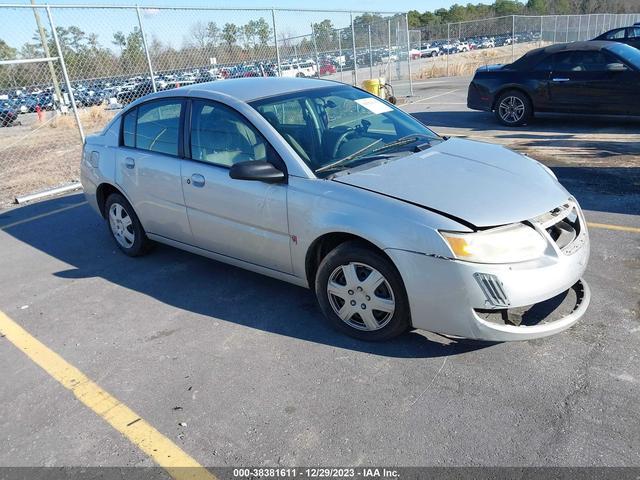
0 193 487 359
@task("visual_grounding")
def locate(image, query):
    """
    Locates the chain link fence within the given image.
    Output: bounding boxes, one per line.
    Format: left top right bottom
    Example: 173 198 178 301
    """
407 12 640 81
0 5 413 204
1 6 639 204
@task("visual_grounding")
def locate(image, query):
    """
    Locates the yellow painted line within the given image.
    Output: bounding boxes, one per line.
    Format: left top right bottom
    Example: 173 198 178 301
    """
587 222 640 234
0 201 88 231
0 310 217 480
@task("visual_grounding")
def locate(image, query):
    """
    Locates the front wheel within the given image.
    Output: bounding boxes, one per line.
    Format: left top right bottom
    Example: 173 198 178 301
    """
105 193 151 257
315 242 411 341
495 90 532 126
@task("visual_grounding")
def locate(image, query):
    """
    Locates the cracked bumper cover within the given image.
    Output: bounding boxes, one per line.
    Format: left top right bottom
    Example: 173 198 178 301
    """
386 234 590 341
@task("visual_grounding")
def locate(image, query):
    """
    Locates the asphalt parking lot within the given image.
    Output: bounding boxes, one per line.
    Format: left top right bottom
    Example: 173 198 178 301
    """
0 76 639 472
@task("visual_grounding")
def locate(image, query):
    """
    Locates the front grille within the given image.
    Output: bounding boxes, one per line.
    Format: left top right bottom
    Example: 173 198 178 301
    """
531 201 585 255
474 273 510 308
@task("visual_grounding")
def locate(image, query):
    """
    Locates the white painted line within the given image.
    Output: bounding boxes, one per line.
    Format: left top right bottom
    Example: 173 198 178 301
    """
404 89 461 106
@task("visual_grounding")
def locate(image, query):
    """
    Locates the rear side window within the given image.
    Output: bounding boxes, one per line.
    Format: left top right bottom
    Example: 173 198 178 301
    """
604 28 625 40
122 109 136 147
533 56 553 71
135 99 182 156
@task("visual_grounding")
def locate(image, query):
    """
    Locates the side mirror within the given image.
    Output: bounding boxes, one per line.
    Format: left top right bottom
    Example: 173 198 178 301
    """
606 62 627 72
229 160 285 184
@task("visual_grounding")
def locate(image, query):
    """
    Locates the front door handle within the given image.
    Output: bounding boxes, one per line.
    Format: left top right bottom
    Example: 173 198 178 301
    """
552 78 570 82
125 157 135 169
191 173 205 187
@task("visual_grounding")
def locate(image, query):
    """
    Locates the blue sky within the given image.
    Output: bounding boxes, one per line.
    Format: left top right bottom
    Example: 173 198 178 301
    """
1 0 464 51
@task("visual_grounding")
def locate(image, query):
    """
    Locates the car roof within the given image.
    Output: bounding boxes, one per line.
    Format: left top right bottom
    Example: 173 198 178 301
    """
510 40 620 69
184 77 338 103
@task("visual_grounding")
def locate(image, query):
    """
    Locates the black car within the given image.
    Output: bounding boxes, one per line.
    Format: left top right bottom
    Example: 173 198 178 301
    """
1 102 18 127
467 41 640 126
593 25 640 50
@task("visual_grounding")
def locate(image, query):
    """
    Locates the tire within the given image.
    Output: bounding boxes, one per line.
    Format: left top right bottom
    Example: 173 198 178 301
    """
105 193 151 257
494 90 532 127
315 241 411 341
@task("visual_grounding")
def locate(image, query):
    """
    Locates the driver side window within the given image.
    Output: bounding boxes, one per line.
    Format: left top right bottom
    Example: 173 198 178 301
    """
190 100 269 168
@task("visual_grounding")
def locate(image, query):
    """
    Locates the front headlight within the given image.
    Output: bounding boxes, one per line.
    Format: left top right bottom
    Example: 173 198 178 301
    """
440 223 547 264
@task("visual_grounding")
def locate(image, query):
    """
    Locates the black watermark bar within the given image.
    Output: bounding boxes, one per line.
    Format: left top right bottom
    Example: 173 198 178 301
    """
1 468 640 480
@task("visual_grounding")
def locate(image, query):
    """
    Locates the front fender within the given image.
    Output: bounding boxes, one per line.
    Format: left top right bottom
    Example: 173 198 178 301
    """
287 176 468 280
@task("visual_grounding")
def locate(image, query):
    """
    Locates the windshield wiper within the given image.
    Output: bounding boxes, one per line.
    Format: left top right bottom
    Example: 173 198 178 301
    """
366 134 432 156
315 139 383 173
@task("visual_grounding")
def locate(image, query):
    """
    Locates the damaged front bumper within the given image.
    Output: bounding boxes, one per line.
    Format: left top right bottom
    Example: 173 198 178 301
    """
386 206 591 341
472 279 590 341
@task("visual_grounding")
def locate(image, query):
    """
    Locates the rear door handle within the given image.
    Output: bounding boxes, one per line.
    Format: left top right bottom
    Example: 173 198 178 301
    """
125 157 135 169
552 78 570 82
190 173 205 187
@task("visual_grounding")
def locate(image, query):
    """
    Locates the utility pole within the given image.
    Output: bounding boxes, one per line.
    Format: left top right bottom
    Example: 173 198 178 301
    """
31 0 63 108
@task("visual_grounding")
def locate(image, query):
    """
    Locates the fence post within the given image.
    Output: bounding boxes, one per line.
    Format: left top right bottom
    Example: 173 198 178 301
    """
45 5 84 143
405 13 413 96
271 9 281 77
30 0 63 109
387 19 391 82
511 15 515 62
553 15 558 43
565 15 569 42
446 22 450 76
368 24 373 80
395 20 400 81
136 6 156 92
350 12 357 85
338 29 344 82
586 14 591 40
311 23 320 78
539 15 543 45
578 15 582 41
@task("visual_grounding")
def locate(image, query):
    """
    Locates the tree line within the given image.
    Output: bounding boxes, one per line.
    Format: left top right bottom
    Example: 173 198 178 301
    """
408 0 640 28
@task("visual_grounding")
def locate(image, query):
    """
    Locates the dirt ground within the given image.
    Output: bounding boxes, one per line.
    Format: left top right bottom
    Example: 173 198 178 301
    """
0 108 115 206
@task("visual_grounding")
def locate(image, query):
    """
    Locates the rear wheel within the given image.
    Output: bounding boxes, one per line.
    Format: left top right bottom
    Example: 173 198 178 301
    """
315 242 411 341
105 193 151 257
495 90 532 126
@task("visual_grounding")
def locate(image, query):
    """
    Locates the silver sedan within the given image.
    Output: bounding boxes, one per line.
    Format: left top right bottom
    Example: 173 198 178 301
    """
81 77 590 342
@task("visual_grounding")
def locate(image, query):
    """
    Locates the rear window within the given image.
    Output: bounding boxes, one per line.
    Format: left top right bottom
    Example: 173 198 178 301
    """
136 100 182 156
120 99 183 156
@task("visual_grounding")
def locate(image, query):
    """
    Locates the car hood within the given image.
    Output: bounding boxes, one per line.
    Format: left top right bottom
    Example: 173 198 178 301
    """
332 138 570 228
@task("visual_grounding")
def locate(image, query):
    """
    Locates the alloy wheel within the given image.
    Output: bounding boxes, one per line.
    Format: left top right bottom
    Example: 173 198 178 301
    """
498 95 525 124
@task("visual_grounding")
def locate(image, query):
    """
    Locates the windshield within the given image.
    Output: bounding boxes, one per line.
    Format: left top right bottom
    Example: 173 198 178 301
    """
608 43 640 70
250 85 441 176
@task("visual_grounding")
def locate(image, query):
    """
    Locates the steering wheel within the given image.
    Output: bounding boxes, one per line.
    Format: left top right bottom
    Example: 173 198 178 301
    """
331 120 371 159
331 127 357 158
